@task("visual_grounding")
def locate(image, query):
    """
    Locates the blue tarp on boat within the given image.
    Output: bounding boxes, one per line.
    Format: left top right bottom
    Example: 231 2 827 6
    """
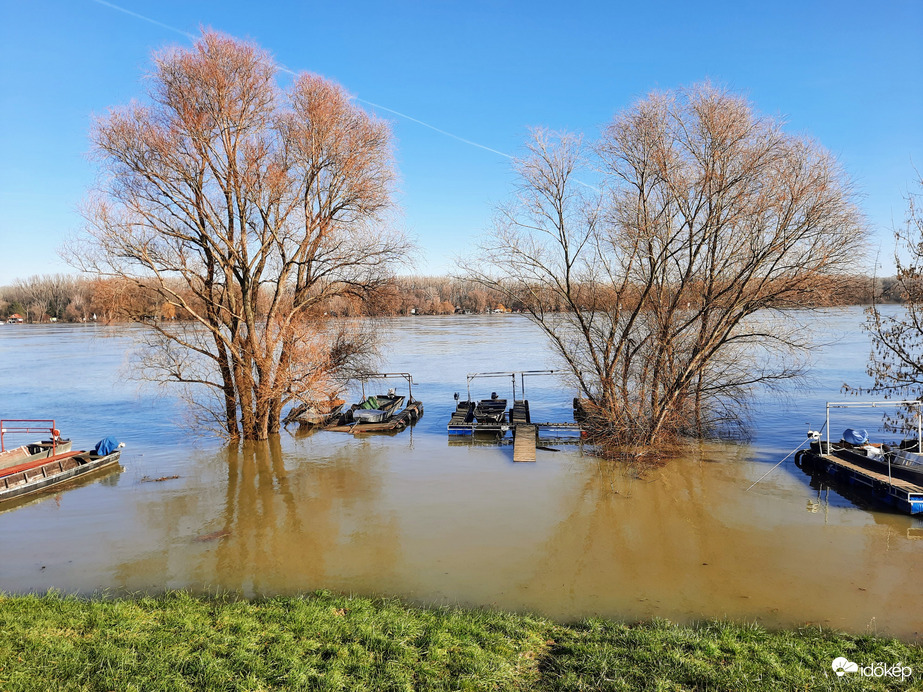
843 428 869 445
94 436 120 456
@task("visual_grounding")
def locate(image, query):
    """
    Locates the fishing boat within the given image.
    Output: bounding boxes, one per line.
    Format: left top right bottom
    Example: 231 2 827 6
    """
0 420 123 506
0 434 72 474
803 401 923 486
796 401 923 515
326 373 423 434
448 372 515 436
448 393 509 435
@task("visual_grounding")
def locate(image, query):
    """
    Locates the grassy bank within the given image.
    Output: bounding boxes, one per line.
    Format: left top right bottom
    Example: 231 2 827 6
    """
0 591 920 691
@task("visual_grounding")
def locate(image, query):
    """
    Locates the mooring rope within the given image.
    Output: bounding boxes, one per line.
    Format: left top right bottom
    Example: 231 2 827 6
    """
745 420 826 492
745 439 810 492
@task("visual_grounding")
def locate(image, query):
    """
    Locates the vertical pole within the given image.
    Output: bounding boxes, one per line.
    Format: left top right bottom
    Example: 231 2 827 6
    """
511 373 517 401
918 404 921 452
826 403 830 455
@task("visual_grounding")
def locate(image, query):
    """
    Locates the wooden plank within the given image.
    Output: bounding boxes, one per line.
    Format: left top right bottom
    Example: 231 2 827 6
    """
513 425 536 462
819 453 923 493
0 449 82 479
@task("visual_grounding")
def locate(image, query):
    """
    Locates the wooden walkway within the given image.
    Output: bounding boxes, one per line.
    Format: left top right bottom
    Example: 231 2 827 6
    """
813 452 923 514
513 425 536 462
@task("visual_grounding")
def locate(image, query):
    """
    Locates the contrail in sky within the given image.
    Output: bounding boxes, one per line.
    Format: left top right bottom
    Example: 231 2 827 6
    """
88 0 512 159
90 0 196 40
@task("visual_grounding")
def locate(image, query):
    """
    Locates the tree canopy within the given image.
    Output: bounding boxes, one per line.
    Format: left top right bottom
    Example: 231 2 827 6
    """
71 32 409 440
465 84 867 449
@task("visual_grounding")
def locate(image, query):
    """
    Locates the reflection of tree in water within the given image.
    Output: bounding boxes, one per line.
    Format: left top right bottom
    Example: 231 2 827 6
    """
512 445 801 616
114 439 403 596
514 446 920 634
512 451 737 615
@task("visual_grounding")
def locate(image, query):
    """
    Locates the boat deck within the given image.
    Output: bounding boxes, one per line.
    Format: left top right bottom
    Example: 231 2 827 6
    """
808 451 923 514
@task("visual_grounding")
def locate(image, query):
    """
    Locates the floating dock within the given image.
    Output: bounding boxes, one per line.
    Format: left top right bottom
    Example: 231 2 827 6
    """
323 373 423 435
327 400 423 434
798 450 923 515
447 371 584 443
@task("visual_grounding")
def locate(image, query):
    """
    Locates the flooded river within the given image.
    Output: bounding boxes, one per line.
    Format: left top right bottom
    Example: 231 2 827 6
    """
0 309 921 640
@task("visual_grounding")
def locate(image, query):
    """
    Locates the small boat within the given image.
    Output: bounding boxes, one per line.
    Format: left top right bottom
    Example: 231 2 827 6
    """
448 392 509 435
0 420 123 506
448 372 517 436
327 373 423 434
0 437 72 473
796 401 923 515
283 398 346 427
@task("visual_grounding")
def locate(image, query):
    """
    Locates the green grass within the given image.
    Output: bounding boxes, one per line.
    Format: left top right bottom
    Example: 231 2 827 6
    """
0 592 920 691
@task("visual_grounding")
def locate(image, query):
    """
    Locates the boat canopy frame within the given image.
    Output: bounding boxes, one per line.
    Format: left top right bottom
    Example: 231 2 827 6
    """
465 370 561 401
355 372 415 401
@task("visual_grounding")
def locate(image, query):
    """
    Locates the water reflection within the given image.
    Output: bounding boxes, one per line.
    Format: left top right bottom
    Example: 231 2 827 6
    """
112 438 403 596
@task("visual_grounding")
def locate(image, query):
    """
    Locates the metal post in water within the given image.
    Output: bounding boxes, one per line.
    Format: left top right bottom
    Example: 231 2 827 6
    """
826 403 831 454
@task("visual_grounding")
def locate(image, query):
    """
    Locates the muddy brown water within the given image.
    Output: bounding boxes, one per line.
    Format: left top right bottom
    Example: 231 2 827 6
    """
0 309 921 640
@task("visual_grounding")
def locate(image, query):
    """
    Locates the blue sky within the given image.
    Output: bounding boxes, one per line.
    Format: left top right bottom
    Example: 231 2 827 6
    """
1 0 920 283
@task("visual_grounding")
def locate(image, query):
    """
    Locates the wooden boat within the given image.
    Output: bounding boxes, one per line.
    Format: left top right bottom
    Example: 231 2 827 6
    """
0 439 72 473
0 421 122 506
326 373 423 434
1 419 71 471
283 398 345 427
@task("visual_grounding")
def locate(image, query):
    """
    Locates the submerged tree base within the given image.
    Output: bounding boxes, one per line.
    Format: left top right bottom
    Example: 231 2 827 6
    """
0 591 919 690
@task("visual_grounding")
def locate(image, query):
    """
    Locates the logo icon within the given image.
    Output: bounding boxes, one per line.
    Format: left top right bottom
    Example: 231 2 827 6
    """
832 657 859 676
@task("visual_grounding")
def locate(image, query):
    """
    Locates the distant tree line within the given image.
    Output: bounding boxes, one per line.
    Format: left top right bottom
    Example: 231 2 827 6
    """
0 272 907 324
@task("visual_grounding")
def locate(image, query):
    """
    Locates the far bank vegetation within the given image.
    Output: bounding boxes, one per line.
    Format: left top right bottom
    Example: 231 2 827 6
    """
0 272 900 324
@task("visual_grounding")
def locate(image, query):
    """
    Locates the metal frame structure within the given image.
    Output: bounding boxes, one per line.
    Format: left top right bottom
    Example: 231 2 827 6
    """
356 373 415 401
0 419 61 454
464 370 561 401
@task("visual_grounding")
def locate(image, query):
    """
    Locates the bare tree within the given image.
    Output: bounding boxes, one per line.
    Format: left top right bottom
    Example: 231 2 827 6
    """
464 84 866 450
68 32 409 440
10 274 78 321
849 173 923 428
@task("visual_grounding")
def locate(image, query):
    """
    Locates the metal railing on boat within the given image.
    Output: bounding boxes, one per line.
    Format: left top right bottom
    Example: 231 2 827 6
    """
0 419 61 454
